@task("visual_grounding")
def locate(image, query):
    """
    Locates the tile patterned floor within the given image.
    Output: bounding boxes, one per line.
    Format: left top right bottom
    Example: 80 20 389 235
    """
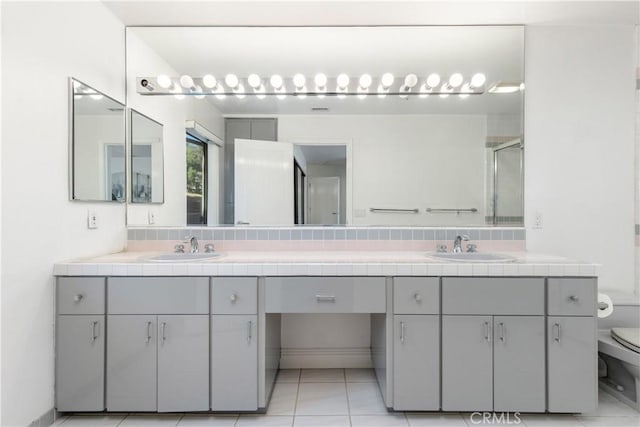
52 369 640 427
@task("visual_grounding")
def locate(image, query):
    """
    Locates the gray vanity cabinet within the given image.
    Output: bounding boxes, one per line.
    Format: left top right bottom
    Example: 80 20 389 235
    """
55 277 106 412
55 315 105 411
442 315 494 411
547 277 597 413
211 277 259 411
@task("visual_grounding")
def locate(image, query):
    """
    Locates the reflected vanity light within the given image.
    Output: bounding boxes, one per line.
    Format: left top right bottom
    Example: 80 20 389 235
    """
138 72 491 98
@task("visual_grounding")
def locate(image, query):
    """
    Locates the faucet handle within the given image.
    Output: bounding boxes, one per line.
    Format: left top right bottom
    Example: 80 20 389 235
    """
466 243 478 253
174 244 185 253
459 234 470 241
436 244 447 253
204 243 215 253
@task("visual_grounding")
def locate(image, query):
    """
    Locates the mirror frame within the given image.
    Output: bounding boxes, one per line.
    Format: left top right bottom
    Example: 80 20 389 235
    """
128 108 165 204
69 77 126 203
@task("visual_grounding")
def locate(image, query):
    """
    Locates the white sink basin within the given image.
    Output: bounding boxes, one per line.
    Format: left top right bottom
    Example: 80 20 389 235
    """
428 252 516 263
146 253 224 262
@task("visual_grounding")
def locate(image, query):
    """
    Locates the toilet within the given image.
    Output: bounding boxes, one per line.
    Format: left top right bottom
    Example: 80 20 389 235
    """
598 301 640 411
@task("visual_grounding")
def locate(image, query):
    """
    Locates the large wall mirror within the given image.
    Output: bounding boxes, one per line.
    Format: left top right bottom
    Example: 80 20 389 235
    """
70 78 126 202
130 25 524 226
130 109 164 204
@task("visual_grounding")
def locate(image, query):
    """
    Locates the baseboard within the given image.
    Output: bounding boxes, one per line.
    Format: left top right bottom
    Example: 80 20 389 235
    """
280 347 372 369
28 408 56 427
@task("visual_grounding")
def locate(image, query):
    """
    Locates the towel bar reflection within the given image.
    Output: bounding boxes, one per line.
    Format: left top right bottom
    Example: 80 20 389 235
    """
426 208 478 213
369 208 419 213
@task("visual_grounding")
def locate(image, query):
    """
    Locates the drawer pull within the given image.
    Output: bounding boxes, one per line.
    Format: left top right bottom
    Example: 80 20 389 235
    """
146 321 153 343
553 323 561 343
414 293 422 302
91 321 99 342
569 295 580 302
161 322 167 344
230 293 238 303
484 321 491 343
400 321 406 344
315 295 336 302
247 320 252 343
498 322 506 344
74 294 84 303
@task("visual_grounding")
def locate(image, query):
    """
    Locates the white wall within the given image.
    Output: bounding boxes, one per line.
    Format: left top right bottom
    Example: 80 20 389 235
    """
1 2 127 426
125 29 224 226
525 25 637 294
279 115 487 226
307 162 347 224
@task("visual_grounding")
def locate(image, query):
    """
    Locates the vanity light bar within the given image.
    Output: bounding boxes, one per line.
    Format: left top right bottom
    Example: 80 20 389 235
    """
136 74 489 99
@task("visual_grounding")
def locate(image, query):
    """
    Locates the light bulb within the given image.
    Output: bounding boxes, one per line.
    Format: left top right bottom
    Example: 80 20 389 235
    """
296 89 307 100
426 73 440 88
470 73 486 88
439 83 451 98
172 84 185 100
460 83 472 93
214 85 226 100
225 74 239 89
381 73 394 88
448 73 463 88
270 74 283 89
359 74 372 89
202 74 217 89
314 73 327 88
255 85 266 100
336 73 350 89
275 86 287 100
404 74 418 88
179 75 194 89
247 74 262 89
419 83 431 98
157 75 172 89
293 74 306 89
357 86 368 99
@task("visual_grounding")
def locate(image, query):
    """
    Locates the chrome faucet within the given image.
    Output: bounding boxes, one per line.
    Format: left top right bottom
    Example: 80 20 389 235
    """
453 234 469 253
184 236 199 253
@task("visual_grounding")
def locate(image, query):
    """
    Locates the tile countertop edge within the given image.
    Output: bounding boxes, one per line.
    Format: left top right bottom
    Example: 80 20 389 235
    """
52 251 600 277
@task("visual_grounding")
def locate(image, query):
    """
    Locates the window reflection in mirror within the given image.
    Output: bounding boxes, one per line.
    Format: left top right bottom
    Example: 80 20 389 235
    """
130 109 164 203
70 78 125 202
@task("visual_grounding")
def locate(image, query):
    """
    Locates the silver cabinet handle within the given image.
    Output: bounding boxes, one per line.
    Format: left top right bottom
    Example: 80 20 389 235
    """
161 322 167 344
247 320 252 343
316 295 336 302
91 321 99 342
74 293 84 303
146 321 153 343
569 295 580 302
230 293 238 303
484 321 491 343
414 293 422 302
498 322 506 344
237 221 250 225
553 323 561 343
400 321 406 344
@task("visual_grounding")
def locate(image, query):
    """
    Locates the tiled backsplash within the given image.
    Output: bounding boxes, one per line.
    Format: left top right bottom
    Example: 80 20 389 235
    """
127 226 526 252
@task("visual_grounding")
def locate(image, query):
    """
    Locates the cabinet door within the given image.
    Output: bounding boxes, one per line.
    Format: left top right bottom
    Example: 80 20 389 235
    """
56 315 104 411
106 315 157 411
211 315 258 411
493 316 545 412
548 316 597 413
393 315 439 410
442 315 493 411
157 315 209 412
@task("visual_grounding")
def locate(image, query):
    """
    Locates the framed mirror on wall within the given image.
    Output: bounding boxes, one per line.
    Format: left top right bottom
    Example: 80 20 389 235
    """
128 25 524 226
69 78 126 202
130 109 164 204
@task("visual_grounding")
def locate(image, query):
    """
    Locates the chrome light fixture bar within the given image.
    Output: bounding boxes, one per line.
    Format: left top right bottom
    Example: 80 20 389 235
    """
136 73 493 99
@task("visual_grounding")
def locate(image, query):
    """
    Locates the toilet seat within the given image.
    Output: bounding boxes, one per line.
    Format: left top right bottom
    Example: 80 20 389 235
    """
611 328 640 354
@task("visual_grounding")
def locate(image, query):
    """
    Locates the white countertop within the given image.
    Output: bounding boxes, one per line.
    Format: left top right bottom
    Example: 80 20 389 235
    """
53 251 599 277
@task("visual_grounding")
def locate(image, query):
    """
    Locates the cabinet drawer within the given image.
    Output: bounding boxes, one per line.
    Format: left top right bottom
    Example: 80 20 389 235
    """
108 277 209 314
394 277 439 314
265 277 386 313
547 278 596 316
442 278 544 315
57 277 105 315
211 277 257 314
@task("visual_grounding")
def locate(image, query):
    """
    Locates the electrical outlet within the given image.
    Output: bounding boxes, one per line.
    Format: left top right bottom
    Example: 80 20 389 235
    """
148 211 156 225
533 211 543 229
87 211 98 229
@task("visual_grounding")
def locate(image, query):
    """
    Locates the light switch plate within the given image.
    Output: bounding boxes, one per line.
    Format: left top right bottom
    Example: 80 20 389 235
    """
533 211 543 229
148 211 156 225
